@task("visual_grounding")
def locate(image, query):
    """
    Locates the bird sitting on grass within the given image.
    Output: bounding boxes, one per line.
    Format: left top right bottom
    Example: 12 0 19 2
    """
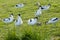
15 14 23 26
41 4 51 10
45 17 59 24
35 6 42 17
15 3 26 8
2 13 14 24
28 17 38 25
45 17 59 27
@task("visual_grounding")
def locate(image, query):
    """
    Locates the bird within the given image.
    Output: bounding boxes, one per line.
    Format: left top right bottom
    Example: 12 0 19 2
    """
35 6 42 17
15 14 23 26
2 13 14 24
45 17 59 24
41 4 51 10
28 17 38 25
15 3 25 8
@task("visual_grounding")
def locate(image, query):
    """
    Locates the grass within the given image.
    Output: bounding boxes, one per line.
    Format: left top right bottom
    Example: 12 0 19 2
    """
0 0 60 40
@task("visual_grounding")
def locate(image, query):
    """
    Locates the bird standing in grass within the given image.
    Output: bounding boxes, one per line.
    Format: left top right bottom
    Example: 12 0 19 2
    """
41 4 51 10
28 17 38 25
15 14 23 26
2 13 14 24
35 6 42 17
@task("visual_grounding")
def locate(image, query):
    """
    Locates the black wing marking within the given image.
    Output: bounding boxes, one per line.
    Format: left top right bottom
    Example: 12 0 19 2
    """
53 18 58 21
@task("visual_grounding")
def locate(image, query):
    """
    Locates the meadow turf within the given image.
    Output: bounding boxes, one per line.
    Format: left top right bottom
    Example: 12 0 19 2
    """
0 0 60 40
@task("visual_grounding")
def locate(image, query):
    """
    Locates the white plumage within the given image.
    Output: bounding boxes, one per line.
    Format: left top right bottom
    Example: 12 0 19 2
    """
46 17 59 24
35 6 42 17
15 3 24 8
2 13 14 23
41 4 51 10
15 14 23 26
28 17 38 25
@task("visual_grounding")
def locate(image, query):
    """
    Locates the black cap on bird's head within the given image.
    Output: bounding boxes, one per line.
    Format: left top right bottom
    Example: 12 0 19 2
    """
18 14 21 16
34 17 38 19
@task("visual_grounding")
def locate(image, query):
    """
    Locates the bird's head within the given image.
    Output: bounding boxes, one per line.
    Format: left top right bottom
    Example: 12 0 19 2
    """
18 14 21 16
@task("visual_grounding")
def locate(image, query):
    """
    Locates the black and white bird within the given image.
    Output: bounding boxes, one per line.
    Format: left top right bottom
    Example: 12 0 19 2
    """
45 17 59 24
41 4 51 10
15 3 25 8
15 14 23 26
28 17 38 25
2 13 14 24
35 6 42 17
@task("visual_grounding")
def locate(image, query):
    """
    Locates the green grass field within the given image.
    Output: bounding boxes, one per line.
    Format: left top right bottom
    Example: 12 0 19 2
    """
0 0 60 40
